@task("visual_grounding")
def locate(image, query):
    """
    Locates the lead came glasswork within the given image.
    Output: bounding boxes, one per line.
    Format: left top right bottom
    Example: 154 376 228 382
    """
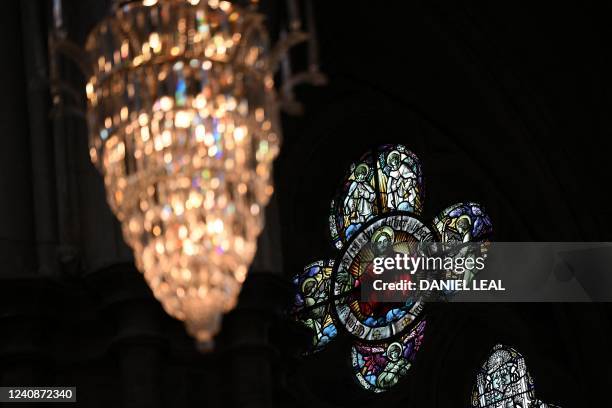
375 144 424 214
329 145 424 250
292 260 337 353
332 214 431 341
351 320 425 393
471 344 561 408
432 202 493 293
293 144 493 392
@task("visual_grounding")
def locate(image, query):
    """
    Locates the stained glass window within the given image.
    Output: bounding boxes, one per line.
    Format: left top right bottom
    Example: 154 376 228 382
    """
332 214 429 341
376 144 424 215
432 202 493 293
292 144 493 392
329 145 424 249
352 320 425 393
292 260 337 352
471 344 561 408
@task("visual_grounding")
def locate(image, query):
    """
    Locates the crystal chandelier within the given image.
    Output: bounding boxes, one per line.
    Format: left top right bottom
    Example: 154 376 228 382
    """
83 0 287 345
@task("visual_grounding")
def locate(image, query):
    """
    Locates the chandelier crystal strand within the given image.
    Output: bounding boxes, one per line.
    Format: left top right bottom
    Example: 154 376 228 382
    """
84 0 280 346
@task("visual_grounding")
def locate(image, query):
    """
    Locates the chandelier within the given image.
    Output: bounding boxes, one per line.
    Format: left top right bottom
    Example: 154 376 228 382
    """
74 0 321 346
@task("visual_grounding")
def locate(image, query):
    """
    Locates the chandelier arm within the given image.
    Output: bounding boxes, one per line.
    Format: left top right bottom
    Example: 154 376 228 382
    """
303 0 326 85
277 70 327 116
272 0 326 113
267 30 309 73
49 0 91 78
281 70 327 93
285 0 302 32
49 37 93 79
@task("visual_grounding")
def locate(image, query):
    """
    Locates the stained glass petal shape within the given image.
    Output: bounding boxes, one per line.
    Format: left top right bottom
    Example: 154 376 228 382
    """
433 202 493 242
432 202 493 289
292 260 337 353
375 144 424 215
329 151 380 249
351 319 426 393
330 145 424 250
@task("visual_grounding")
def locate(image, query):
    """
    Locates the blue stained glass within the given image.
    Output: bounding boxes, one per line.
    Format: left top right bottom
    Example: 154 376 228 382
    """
438 202 493 242
432 202 493 291
351 320 426 393
329 144 424 250
291 260 337 353
293 144 493 393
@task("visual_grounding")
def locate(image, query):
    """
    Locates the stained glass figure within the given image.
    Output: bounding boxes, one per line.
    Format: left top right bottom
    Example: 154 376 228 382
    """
376 144 424 214
351 320 425 393
471 344 561 408
330 152 379 249
332 214 430 341
292 144 493 392
432 202 493 291
292 260 337 352
329 144 424 250
433 202 493 243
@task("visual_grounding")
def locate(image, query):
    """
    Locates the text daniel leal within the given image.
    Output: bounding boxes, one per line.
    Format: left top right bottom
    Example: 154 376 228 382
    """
372 279 505 291
422 279 505 291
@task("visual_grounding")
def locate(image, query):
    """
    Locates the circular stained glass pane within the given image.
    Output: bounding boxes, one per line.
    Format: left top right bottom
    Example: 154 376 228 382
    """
331 213 432 342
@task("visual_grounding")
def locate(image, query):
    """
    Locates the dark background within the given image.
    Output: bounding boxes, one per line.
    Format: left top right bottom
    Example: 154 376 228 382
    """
1 1 611 407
